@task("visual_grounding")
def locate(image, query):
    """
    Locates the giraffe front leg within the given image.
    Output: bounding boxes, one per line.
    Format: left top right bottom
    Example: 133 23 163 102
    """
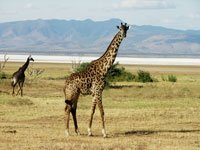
18 81 24 97
16 84 21 96
88 98 97 136
20 81 24 97
97 100 107 138
65 104 71 137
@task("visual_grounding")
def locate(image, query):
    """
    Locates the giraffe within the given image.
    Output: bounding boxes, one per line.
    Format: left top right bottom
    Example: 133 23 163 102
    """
63 23 129 137
11 55 34 96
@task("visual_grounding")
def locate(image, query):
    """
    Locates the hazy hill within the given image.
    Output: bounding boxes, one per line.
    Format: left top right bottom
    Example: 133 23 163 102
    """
0 19 200 57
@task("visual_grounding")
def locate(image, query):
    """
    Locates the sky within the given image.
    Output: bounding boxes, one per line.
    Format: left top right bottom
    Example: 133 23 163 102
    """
0 0 200 30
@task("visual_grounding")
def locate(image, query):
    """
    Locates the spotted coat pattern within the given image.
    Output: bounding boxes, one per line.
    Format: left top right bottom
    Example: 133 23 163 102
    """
64 23 129 137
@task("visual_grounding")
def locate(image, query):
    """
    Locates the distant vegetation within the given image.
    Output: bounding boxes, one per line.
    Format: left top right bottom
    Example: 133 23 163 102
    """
0 72 7 79
105 63 135 82
74 62 135 86
135 70 153 83
73 62 90 73
0 54 10 80
162 74 177 82
74 62 160 86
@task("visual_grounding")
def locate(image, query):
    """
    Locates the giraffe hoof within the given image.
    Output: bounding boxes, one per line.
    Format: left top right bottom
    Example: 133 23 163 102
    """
88 133 93 136
77 132 80 136
75 130 80 135
65 130 70 137
88 128 93 136
102 129 107 138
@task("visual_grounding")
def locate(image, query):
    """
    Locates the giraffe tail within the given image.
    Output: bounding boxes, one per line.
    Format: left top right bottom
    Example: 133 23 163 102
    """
11 77 16 87
11 80 14 87
65 99 72 106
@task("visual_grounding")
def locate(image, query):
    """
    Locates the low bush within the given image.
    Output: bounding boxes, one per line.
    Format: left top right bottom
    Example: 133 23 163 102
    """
161 74 177 82
0 72 11 80
106 63 135 82
74 62 135 86
135 70 153 83
168 74 177 82
73 62 90 73
0 72 6 79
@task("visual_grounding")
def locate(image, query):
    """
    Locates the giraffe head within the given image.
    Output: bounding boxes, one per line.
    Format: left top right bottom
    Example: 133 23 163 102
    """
117 22 129 38
28 55 34 62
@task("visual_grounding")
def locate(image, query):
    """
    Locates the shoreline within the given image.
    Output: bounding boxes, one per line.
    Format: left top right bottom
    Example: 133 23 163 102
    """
1 54 200 66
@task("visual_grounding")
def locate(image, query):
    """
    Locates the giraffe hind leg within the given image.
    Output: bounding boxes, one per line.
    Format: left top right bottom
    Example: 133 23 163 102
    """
65 103 71 136
64 85 80 137
20 81 24 97
71 107 80 135
16 82 22 96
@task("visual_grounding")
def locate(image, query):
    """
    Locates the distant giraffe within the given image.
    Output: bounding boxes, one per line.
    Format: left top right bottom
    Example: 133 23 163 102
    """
63 23 129 137
11 55 34 96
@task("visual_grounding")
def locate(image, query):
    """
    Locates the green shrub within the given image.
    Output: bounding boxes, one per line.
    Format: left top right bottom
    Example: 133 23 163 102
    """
161 74 177 82
161 75 167 81
0 72 11 79
74 62 90 73
0 72 6 79
74 62 135 86
168 75 177 82
106 63 135 82
135 70 153 83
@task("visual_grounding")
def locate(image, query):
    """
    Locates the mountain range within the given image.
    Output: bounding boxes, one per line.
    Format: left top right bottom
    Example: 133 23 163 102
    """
0 18 200 57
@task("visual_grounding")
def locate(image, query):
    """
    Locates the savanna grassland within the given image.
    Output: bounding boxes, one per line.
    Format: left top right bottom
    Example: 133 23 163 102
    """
0 62 200 150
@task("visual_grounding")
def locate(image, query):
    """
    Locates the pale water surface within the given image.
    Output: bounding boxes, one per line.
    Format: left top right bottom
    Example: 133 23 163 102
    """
0 54 200 66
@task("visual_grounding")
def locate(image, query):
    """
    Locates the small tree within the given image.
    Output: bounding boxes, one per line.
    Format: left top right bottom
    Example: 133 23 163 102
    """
0 54 9 79
27 65 45 82
0 54 9 71
71 59 82 72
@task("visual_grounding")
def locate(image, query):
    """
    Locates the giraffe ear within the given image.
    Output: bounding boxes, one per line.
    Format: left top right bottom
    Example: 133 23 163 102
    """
116 26 120 29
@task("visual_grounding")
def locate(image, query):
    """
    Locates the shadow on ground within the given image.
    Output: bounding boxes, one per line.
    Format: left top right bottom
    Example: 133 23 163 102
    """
109 85 143 89
124 129 200 136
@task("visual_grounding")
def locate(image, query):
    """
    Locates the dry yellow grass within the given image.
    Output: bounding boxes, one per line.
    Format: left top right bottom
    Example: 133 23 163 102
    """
0 62 200 150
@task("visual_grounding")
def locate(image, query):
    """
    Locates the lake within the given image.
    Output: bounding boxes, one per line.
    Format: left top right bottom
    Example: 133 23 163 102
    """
0 54 200 66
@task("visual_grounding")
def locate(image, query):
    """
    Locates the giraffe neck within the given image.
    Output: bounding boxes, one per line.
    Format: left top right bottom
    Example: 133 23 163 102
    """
93 31 124 76
21 59 30 72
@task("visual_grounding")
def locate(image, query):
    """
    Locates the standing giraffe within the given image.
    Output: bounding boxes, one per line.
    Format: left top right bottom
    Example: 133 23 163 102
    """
11 55 34 96
63 23 129 137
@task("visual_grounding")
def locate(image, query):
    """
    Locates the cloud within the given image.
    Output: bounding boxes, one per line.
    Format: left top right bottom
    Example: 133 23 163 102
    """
188 13 200 19
24 3 33 9
113 0 176 10
162 18 174 24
